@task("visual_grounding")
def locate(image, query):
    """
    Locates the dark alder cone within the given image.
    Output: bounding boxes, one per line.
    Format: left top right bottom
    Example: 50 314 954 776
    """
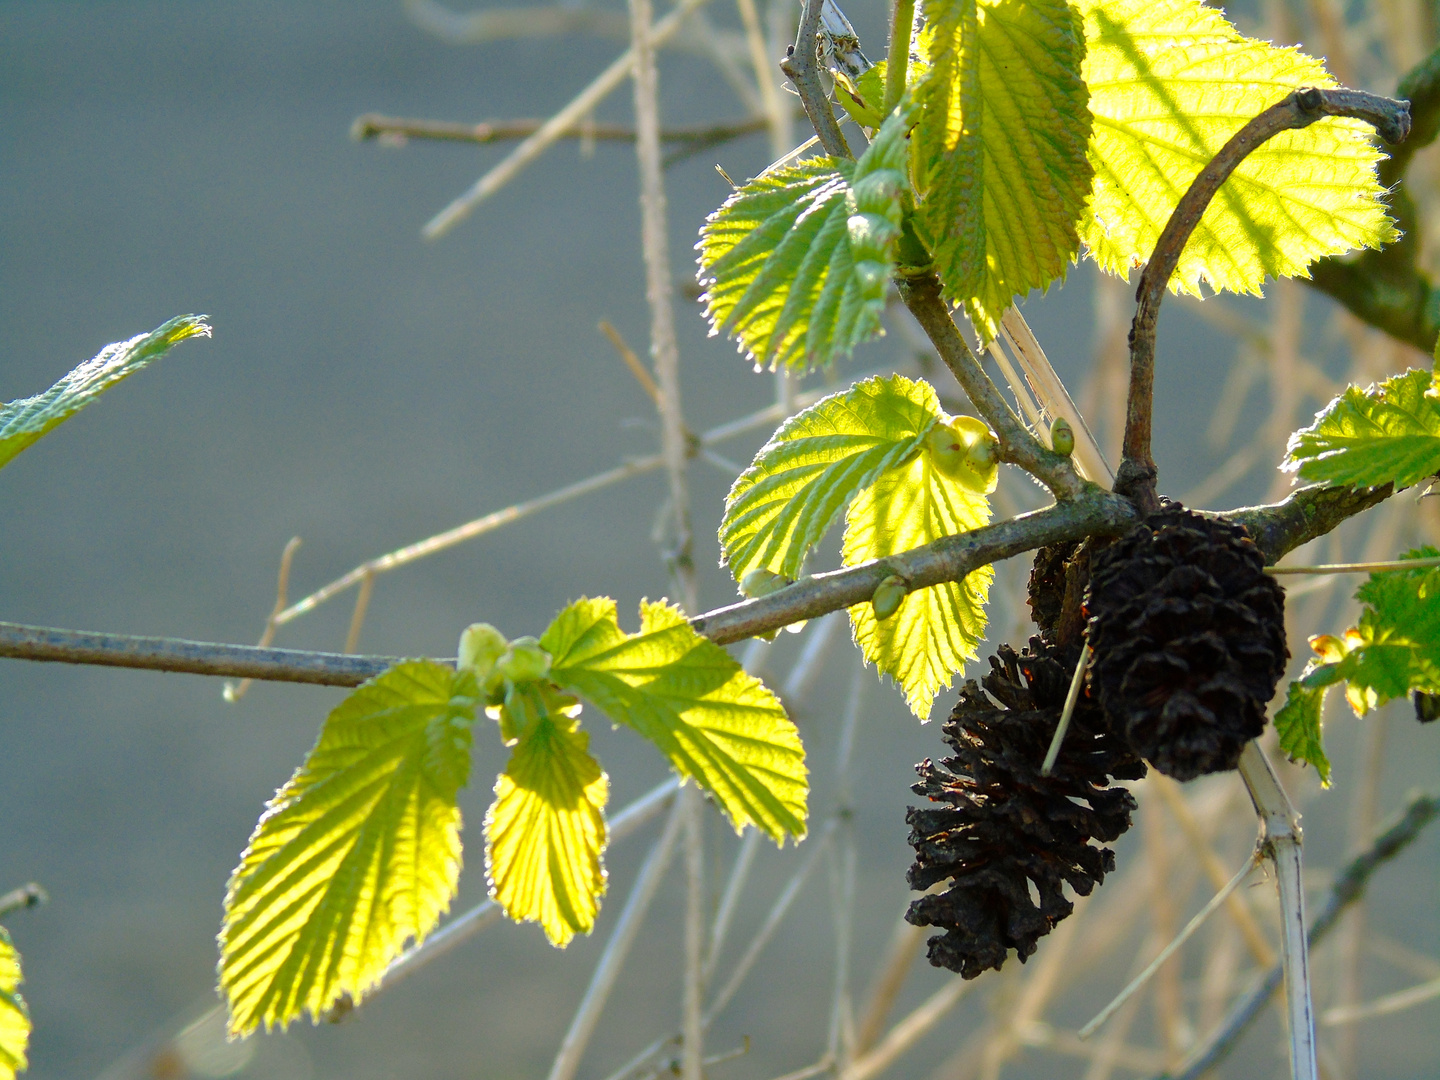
1417 691 1440 724
1086 506 1289 781
905 640 1142 978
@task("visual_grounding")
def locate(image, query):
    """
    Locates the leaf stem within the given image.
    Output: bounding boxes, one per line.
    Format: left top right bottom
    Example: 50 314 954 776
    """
1266 555 1440 575
1118 87 1412 512
780 0 852 159
882 0 914 116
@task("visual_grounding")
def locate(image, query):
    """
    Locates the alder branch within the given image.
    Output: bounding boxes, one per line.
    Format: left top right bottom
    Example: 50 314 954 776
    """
1158 789 1440 1080
0 478 1402 681
1119 87 1412 511
779 0 851 159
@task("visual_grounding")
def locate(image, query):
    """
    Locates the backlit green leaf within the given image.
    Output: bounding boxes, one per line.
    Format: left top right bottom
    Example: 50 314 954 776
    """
842 450 993 719
486 684 608 947
720 374 945 584
914 0 1092 342
1077 0 1395 295
1274 678 1331 785
697 106 912 371
0 315 210 471
1283 369 1440 489
544 598 807 842
0 929 28 1080
220 661 477 1034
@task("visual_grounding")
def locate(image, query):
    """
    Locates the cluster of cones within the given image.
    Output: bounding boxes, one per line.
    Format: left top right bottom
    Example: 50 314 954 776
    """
905 507 1290 978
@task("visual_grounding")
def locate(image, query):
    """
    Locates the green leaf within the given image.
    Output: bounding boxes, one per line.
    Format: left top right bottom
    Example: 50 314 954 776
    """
913 0 1092 343
720 374 945 584
1283 369 1440 489
486 684 608 947
543 597 808 842
1077 0 1395 295
842 449 993 719
1274 678 1332 785
697 106 912 372
220 661 477 1034
0 929 28 1080
0 315 210 471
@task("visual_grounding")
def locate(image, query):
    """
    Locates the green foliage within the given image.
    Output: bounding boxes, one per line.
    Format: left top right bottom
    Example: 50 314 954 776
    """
914 0 1092 343
543 597 807 842
697 106 912 372
1283 368 1440 489
720 375 945 584
220 661 476 1034
1278 549 1440 777
0 929 28 1080
0 315 210 472
842 449 993 718
486 683 608 947
1274 680 1332 786
1076 0 1395 296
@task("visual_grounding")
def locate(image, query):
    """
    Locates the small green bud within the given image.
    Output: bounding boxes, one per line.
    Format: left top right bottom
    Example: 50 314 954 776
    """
871 574 908 621
925 416 999 494
740 567 792 599
495 636 552 684
457 622 508 677
1050 416 1075 457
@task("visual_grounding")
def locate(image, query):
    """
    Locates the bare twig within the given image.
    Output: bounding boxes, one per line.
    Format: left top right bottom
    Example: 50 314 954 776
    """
0 883 46 919
839 977 977 1080
1117 87 1411 510
548 799 687 1080
1160 789 1440 1080
223 535 301 703
1040 642 1090 776
733 0 790 157
353 113 772 149
1267 555 1440 575
779 0 851 159
422 0 713 239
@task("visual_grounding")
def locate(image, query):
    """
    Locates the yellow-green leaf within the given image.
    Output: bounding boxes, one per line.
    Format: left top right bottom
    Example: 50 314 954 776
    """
720 374 945 584
544 598 807 842
220 661 477 1034
486 684 608 947
843 452 993 718
697 105 913 372
1078 0 1395 295
0 315 210 471
0 929 28 1080
1274 678 1331 785
914 0 1092 342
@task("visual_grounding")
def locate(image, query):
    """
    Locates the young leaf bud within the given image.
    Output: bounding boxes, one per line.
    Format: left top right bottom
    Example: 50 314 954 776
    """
495 636 552 684
925 415 999 494
1049 416 1075 457
457 622 508 677
871 574 908 621
740 567 792 599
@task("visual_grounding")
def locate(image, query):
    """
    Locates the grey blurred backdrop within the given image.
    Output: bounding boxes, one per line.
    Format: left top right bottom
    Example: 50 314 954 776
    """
2 2 1437 1079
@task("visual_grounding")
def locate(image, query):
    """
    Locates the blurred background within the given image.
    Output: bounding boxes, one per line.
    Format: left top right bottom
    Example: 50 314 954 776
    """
1 1 1438 1078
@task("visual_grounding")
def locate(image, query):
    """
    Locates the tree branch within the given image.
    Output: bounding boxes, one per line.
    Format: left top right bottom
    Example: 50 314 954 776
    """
1158 790 1440 1080
352 113 774 149
779 0 851 159
0 474 1401 684
899 274 1088 500
1119 87 1411 511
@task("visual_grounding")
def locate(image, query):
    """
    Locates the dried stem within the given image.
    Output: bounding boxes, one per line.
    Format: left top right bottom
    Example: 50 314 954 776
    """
779 0 851 159
1118 86 1411 510
1161 789 1440 1080
222 535 302 703
422 0 713 239
0 883 46 919
353 112 773 149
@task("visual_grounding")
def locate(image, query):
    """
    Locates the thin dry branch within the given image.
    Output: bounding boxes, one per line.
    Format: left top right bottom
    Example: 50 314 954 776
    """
353 113 773 148
1158 789 1440 1080
1118 87 1411 510
778 0 851 159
